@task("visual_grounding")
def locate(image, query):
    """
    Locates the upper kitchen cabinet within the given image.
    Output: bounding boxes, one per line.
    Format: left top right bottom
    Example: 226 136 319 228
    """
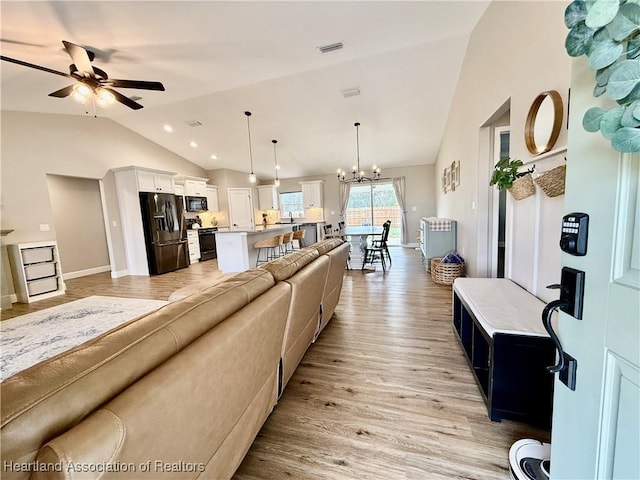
257 185 279 211
300 180 324 208
184 177 208 197
136 168 175 193
206 186 219 212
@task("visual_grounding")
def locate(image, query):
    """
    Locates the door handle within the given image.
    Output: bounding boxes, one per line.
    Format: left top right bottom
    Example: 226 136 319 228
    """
542 298 578 390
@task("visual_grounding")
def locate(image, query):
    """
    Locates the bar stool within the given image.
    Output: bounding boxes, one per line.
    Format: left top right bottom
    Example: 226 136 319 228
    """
281 231 294 255
254 235 283 266
292 229 306 249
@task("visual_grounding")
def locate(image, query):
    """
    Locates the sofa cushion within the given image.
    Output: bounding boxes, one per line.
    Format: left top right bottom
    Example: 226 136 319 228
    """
259 248 319 282
1 269 275 478
310 238 344 255
167 271 236 302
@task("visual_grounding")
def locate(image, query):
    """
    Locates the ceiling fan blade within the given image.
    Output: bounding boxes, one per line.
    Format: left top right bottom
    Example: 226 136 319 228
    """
48 85 75 98
1 55 72 79
105 88 143 110
62 40 94 76
106 79 165 91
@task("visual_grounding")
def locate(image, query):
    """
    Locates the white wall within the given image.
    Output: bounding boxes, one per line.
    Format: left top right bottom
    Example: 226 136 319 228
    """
1 111 208 274
435 1 571 300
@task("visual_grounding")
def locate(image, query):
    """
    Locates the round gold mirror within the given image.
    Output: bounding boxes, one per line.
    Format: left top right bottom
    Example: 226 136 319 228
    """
525 90 563 155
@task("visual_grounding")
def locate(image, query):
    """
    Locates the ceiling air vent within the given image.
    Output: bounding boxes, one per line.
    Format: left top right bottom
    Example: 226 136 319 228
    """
318 42 344 54
130 95 143 101
341 87 361 98
185 120 203 127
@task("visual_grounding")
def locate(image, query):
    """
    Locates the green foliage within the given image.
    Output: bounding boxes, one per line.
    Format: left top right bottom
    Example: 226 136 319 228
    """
565 0 640 152
489 158 533 190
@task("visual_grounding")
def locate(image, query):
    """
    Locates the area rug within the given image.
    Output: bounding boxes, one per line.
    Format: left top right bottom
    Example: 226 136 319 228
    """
1 296 168 381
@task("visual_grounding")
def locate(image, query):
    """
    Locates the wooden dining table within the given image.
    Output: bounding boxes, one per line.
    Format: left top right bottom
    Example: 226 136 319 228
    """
326 225 383 270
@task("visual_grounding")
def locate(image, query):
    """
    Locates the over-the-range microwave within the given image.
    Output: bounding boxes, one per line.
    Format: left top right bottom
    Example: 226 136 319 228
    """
185 196 208 212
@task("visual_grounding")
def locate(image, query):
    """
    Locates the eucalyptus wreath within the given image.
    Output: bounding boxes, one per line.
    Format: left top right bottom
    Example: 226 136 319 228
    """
565 0 640 152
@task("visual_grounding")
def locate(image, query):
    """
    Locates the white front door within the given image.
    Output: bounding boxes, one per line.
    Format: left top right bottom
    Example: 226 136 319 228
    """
228 188 254 230
549 58 639 478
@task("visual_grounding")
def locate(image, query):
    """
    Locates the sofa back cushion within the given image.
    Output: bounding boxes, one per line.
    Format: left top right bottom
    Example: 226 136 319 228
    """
315 242 350 333
259 248 318 281
1 270 275 480
32 281 291 480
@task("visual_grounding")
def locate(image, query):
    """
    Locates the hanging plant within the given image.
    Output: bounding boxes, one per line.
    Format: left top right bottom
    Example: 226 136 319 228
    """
564 0 640 152
490 157 534 190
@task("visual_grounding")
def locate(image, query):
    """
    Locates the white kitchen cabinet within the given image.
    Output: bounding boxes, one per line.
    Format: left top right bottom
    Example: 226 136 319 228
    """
300 180 324 208
8 241 66 303
187 230 201 264
257 185 279 210
184 177 208 196
206 186 219 212
174 184 185 210
136 169 175 193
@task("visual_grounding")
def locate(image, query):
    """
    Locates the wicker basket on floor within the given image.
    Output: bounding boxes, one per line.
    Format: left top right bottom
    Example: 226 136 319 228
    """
508 173 536 200
534 164 566 198
430 258 465 285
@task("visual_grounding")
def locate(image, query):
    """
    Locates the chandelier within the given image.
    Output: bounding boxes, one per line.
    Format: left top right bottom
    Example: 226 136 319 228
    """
337 122 382 184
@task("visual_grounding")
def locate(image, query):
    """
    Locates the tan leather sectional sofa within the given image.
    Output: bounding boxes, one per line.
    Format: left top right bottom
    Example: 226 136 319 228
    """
1 238 350 480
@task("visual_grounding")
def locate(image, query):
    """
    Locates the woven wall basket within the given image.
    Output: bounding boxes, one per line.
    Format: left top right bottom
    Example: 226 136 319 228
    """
508 173 536 200
534 164 566 198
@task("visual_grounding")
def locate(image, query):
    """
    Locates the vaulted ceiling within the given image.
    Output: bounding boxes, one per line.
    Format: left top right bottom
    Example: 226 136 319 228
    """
1 1 489 179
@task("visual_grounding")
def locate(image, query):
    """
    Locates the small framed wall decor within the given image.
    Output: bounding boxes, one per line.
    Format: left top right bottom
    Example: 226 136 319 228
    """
443 161 460 194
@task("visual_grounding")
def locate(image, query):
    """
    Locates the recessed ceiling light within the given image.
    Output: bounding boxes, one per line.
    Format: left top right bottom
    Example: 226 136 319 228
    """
163 124 173 133
190 141 198 148
211 154 218 160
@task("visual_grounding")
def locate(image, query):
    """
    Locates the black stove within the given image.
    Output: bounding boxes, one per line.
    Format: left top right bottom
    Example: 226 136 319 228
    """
197 227 218 261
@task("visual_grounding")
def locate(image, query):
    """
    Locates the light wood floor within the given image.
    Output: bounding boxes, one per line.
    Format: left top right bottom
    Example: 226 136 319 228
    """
2 249 550 478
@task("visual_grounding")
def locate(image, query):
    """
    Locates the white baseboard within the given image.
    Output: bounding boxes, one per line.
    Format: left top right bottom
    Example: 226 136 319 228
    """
402 242 418 248
63 265 111 280
111 269 129 279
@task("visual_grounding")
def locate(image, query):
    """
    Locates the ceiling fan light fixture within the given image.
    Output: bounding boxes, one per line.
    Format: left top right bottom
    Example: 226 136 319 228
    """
95 87 115 106
71 83 91 103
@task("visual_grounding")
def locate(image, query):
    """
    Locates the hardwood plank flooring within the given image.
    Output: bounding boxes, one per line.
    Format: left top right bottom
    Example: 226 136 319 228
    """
234 248 550 479
2 248 550 478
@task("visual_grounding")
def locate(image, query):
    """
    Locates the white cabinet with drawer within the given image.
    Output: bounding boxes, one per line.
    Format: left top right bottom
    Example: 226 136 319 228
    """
8 241 65 303
187 230 201 264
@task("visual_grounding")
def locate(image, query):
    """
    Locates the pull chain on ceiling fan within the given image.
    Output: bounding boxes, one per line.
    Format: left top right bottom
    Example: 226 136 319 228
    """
0 40 165 110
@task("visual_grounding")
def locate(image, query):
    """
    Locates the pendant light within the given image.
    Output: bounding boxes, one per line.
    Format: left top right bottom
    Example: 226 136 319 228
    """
337 122 384 184
272 139 280 188
245 111 257 183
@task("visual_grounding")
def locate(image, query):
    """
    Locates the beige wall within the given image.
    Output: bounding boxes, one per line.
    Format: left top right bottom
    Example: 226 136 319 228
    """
435 1 571 293
46 175 110 276
1 110 208 274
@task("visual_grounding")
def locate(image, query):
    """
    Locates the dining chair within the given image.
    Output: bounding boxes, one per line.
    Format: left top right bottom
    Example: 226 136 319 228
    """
361 221 391 271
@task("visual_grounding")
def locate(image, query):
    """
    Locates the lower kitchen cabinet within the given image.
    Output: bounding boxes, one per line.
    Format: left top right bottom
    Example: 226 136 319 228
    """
8 241 66 303
187 230 201 264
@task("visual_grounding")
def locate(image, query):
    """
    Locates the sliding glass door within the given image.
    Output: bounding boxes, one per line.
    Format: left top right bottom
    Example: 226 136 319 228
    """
345 182 401 245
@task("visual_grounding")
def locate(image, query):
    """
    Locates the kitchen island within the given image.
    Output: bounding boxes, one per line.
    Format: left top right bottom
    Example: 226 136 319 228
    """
215 224 299 272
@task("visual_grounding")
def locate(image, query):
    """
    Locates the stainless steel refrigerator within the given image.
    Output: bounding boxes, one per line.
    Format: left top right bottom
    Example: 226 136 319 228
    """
139 192 189 274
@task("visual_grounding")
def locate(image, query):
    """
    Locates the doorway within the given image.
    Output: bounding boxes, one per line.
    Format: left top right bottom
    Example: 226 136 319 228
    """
345 182 402 245
492 127 509 278
46 174 110 278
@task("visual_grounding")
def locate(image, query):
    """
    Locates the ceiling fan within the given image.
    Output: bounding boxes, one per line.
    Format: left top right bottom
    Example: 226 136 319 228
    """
0 40 165 110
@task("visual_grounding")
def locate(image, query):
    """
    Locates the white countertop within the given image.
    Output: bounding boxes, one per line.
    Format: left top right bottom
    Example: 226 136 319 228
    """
214 224 300 234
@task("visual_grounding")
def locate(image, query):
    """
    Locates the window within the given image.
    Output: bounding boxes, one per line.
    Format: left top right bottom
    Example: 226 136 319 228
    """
279 191 304 219
346 182 401 245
